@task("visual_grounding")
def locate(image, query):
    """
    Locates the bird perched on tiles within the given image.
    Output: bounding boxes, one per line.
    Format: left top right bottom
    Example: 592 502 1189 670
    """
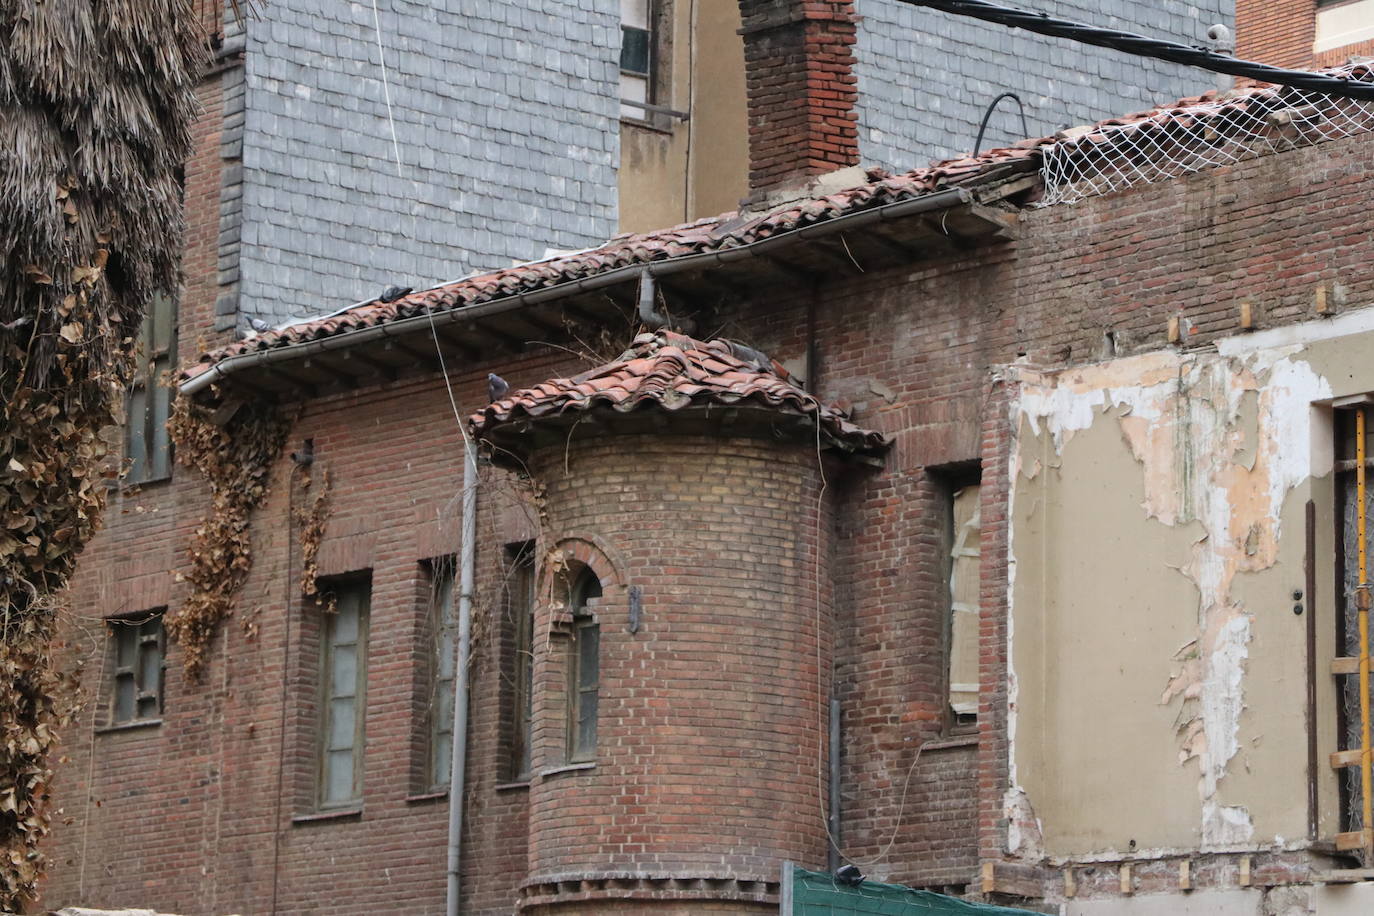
487 372 510 403
248 317 270 332
379 284 413 303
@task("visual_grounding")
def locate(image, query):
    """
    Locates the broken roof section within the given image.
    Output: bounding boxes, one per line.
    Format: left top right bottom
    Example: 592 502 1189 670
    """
179 65 1373 399
471 330 888 460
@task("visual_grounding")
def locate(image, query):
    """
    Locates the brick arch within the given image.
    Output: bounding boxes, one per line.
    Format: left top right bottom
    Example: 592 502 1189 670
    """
549 533 625 593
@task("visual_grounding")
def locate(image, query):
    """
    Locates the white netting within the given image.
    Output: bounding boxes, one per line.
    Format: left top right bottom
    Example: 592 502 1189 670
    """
1040 66 1374 206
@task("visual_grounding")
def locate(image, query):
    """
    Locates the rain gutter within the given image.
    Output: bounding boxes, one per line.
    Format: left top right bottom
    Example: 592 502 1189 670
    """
179 187 973 398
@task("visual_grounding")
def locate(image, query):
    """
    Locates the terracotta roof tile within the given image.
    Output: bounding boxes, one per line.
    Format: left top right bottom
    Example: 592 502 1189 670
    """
470 330 888 455
184 65 1372 381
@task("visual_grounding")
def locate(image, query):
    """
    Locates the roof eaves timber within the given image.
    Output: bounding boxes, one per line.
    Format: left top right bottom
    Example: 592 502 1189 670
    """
179 185 985 399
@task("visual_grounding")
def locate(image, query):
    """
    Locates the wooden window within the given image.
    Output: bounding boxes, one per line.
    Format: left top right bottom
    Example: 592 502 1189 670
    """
110 613 165 724
947 483 981 729
506 543 536 780
567 570 602 763
620 0 667 121
429 564 457 790
124 290 177 484
320 582 369 808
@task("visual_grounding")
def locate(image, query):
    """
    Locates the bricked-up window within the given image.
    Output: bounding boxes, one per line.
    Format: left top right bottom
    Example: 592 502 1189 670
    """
567 569 602 763
504 543 536 780
429 562 457 790
935 467 981 733
109 613 165 724
124 290 177 484
320 581 369 808
1316 0 1374 53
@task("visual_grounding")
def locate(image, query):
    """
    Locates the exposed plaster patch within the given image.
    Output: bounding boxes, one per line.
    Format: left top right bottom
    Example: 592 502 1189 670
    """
1010 344 1331 851
1005 787 1045 859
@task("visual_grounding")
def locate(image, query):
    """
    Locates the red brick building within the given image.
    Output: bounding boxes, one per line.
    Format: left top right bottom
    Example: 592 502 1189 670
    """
41 4 1374 916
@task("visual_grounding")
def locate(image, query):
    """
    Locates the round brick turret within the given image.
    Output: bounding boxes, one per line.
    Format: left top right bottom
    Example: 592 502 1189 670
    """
471 332 886 912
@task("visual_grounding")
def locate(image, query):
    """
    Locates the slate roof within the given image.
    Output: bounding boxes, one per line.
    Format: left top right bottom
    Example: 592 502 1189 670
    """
470 330 888 455
182 64 1373 383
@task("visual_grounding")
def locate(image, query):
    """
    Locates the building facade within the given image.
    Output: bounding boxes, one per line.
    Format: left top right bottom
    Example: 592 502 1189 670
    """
42 1 1374 915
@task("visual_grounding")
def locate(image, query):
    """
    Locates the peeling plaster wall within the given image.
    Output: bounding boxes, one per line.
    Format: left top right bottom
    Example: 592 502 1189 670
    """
1006 315 1374 859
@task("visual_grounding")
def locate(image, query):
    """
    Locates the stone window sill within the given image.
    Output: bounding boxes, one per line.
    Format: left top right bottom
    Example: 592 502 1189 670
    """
537 761 596 780
291 807 362 825
923 733 979 751
405 790 448 804
95 719 162 735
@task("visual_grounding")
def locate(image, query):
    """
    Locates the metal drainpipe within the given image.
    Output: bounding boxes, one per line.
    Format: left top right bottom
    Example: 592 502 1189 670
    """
446 441 478 916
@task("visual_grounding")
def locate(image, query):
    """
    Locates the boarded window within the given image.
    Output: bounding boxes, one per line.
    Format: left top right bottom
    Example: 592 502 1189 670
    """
110 613 165 724
506 543 536 780
321 583 369 807
125 290 177 484
948 484 981 727
430 564 457 790
567 570 602 763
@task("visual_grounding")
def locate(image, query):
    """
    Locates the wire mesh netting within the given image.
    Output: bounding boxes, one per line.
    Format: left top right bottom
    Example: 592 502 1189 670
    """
1040 65 1374 206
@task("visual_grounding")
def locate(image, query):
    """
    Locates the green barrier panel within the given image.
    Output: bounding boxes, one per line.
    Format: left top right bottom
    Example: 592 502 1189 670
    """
783 864 1044 915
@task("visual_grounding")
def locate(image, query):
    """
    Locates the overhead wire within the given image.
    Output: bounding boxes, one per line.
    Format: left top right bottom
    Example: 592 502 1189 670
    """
899 0 1374 101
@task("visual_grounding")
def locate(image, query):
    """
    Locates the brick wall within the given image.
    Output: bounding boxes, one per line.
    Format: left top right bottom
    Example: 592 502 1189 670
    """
522 433 836 909
738 0 860 195
43 125 1374 913
1236 0 1316 70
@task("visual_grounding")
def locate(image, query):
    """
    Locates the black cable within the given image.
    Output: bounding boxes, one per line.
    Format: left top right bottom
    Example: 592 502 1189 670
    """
900 0 1374 101
972 91 1030 155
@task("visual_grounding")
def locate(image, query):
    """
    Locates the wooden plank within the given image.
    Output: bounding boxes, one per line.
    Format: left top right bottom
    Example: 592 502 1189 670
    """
979 861 1044 899
1119 863 1133 895
1314 868 1374 883
1178 860 1191 891
1335 829 1372 851
1333 657 1360 675
1239 855 1251 887
1331 749 1365 768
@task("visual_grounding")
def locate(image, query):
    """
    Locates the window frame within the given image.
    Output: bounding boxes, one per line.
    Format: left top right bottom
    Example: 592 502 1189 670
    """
427 560 457 792
565 570 602 763
505 542 537 781
318 580 370 810
123 289 178 485
107 611 166 726
932 464 982 736
618 0 672 125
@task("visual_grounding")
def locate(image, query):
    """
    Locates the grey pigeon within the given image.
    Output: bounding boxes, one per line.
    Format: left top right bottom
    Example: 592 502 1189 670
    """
380 285 413 303
487 372 510 402
248 317 270 332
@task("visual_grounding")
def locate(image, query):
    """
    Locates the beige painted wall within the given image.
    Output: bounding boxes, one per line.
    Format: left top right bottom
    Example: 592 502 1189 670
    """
1066 889 1262 915
618 0 749 234
1009 309 1374 859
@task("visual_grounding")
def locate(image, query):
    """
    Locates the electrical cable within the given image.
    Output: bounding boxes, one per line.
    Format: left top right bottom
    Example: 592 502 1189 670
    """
972 91 1029 156
899 0 1374 101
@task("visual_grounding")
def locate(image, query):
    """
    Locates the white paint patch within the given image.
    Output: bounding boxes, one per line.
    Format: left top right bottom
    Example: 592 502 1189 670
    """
1010 342 1333 852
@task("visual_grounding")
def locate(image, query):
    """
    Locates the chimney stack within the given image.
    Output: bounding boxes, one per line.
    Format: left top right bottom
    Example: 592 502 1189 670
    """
737 0 860 202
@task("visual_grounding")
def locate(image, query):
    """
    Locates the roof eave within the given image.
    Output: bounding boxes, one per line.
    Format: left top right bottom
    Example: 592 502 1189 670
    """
180 185 1015 401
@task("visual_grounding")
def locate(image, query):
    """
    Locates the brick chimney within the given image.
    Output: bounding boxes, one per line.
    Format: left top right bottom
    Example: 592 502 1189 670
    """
737 0 860 201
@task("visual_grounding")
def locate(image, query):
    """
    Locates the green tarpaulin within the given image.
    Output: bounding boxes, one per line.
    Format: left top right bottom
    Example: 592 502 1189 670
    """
784 865 1044 915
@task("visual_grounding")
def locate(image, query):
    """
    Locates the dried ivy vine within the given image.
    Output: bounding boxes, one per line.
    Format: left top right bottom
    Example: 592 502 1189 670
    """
167 396 295 677
295 466 333 611
0 0 203 904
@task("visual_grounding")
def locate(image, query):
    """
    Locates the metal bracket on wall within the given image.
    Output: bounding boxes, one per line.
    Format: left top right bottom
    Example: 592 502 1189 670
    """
628 585 643 634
